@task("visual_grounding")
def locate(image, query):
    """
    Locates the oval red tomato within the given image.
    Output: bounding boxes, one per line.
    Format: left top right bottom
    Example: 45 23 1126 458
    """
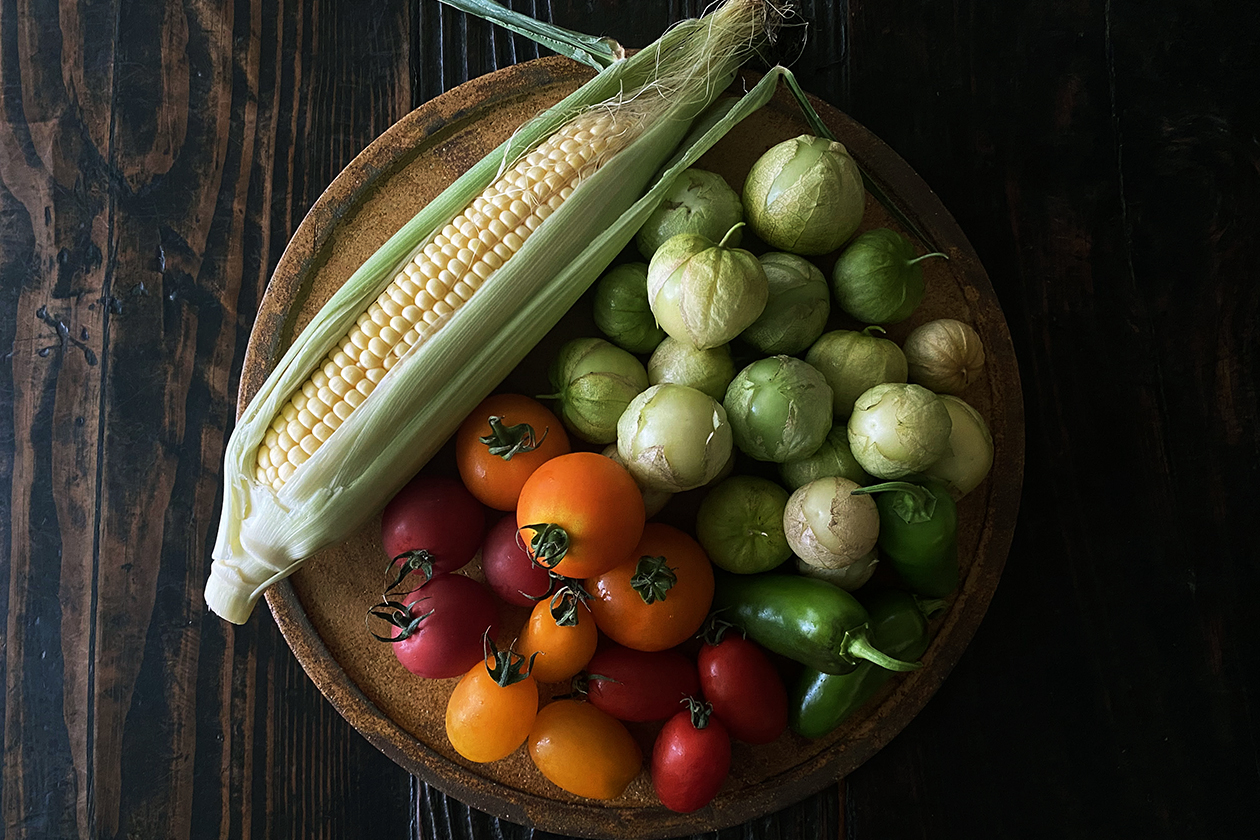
376 573 499 679
584 645 701 722
652 701 731 813
698 633 788 745
381 474 485 583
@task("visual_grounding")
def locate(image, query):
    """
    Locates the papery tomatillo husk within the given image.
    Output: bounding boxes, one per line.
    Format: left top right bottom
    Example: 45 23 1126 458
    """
795 550 879 592
723 355 833 463
616 383 733 493
635 168 744 259
647 225 768 350
742 135 865 255
601 444 673 517
779 424 874 491
547 337 648 444
831 228 945 324
903 318 986 395
805 326 908 418
592 263 666 354
783 476 880 570
847 382 952 479
647 336 735 402
740 252 831 355
924 395 994 499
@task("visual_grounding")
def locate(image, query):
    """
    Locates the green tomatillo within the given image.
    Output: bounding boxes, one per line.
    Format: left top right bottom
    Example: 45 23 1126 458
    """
831 228 946 324
723 355 833 463
545 337 648 445
592 263 667 354
740 252 831 355
635 168 744 259
805 326 908 418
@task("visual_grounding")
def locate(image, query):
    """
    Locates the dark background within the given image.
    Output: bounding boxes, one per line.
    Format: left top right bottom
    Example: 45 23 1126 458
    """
2 0 1257 838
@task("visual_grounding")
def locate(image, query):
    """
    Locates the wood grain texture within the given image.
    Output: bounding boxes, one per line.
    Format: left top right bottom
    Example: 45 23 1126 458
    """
2 0 1257 838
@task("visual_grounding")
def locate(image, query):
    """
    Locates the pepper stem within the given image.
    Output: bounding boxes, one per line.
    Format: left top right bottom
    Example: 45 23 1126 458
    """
842 628 922 673
852 481 937 524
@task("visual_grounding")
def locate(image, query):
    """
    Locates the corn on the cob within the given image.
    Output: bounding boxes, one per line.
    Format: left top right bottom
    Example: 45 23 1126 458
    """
207 0 787 624
255 113 625 490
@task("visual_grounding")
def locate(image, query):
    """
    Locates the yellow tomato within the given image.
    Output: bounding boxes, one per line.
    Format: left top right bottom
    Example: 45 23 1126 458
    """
528 700 643 799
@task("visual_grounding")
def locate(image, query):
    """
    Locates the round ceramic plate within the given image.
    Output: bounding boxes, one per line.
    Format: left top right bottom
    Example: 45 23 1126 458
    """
241 56 1024 840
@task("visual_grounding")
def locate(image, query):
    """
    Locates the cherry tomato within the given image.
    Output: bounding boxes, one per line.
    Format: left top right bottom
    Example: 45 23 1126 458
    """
481 514 552 607
698 633 788 744
382 474 485 583
517 591 598 684
528 699 642 800
584 645 701 722
587 523 714 652
456 394 570 511
652 700 731 813
445 642 539 763
516 452 645 579
372 573 499 679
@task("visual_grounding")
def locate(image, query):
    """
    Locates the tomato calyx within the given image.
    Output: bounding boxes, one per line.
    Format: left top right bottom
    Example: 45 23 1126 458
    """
630 555 678 605
548 579 591 627
483 631 539 687
698 611 745 646
520 523 570 570
365 597 435 643
479 415 550 461
384 549 440 594
682 696 714 730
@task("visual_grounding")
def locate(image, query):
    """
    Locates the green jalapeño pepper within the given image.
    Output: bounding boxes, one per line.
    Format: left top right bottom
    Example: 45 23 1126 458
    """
851 477 959 597
790 589 945 739
711 573 922 676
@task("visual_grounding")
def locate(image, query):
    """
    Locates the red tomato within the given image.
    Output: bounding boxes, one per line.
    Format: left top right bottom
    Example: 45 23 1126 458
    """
381 474 485 583
528 699 642 800
378 573 499 679
698 634 788 744
516 452 645 579
517 593 598 684
456 393 570 511
481 514 552 607
587 523 714 652
584 645 701 722
652 701 731 813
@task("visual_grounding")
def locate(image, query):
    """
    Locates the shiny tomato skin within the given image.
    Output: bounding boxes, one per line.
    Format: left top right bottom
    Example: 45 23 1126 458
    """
381 474 485 575
585 645 701 722
698 635 789 744
456 394 570 511
528 700 642 800
652 708 731 813
389 574 500 679
481 514 552 607
587 523 714 652
445 657 538 763
517 598 599 684
516 452 645 579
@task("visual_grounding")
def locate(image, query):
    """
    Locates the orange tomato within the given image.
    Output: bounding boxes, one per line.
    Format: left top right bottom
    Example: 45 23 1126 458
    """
456 394 570 511
517 593 599 684
587 523 715 652
445 650 539 763
528 699 643 799
516 451 645 579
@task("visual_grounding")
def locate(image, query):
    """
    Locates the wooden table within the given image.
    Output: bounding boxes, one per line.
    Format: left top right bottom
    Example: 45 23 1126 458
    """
2 1 1256 838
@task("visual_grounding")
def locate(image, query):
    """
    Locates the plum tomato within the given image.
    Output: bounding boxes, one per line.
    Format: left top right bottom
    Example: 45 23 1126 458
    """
381 474 485 585
584 645 702 723
446 638 539 763
516 452 645 579
587 523 714 652
481 514 552 607
371 573 500 679
697 630 789 744
516 589 598 684
652 699 732 813
456 394 570 511
528 699 642 800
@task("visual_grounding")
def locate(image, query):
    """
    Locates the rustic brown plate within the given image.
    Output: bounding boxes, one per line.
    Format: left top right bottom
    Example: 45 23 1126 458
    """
241 56 1024 839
